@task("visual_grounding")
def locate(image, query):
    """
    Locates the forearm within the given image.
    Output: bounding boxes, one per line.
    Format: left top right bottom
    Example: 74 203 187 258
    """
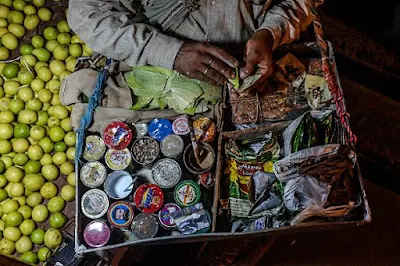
67 0 184 69
258 0 324 50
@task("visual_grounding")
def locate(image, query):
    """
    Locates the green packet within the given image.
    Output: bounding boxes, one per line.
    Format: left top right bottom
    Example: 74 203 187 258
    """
228 68 240 89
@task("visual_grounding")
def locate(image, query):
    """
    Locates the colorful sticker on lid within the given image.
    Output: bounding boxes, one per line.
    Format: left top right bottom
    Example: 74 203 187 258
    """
105 148 131 170
172 117 190 135
108 202 134 228
159 203 181 229
103 121 133 150
83 135 106 161
148 118 172 141
174 181 200 207
81 189 109 219
134 184 164 213
193 117 216 142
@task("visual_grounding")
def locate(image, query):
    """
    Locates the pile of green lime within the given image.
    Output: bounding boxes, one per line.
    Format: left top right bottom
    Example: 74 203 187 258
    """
0 0 86 263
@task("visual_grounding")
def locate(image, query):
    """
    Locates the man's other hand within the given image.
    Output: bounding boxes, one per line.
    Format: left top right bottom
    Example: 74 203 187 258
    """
174 42 239 85
240 29 274 81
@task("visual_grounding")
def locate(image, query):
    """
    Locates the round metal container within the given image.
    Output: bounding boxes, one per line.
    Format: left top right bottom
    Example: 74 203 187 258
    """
183 142 215 175
173 180 201 207
83 135 106 162
107 201 134 229
83 220 111 248
172 117 190 135
131 213 159 240
160 134 184 158
152 158 181 189
131 137 159 166
81 189 109 219
80 161 107 188
104 171 133 200
158 203 181 230
133 183 164 214
105 148 132 171
102 120 133 150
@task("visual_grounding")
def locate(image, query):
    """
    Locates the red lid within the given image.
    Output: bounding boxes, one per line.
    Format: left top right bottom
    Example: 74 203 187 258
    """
134 184 164 214
103 121 133 150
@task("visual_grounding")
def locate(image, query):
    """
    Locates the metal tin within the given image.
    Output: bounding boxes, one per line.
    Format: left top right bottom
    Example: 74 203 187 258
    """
131 213 159 240
172 117 190 135
107 201 134 229
148 118 172 141
131 137 160 166
105 148 132 171
104 171 134 200
80 161 107 188
83 220 111 248
152 159 181 189
83 135 106 161
134 184 164 213
160 134 184 158
133 123 148 138
199 172 215 189
193 117 216 143
173 180 201 207
102 120 133 150
183 142 215 175
81 189 109 219
158 203 181 230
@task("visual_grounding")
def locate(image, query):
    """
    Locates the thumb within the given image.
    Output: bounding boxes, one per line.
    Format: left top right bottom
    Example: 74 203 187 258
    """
240 51 259 79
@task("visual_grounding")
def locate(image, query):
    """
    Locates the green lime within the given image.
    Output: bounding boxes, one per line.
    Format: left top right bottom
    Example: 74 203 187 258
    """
19 219 35 235
7 10 24 24
0 174 7 186
2 62 20 79
31 35 44 48
0 187 7 201
3 226 21 242
20 251 38 264
47 196 65 213
0 46 10 60
19 43 33 55
32 48 51 62
12 0 26 11
54 141 67 152
23 5 36 15
30 228 44 245
6 211 23 226
37 7 51 22
32 0 45 8
43 26 58 40
13 153 29 166
37 246 51 261
0 160 4 174
24 160 41 174
0 4 11 17
49 212 67 229
13 124 30 138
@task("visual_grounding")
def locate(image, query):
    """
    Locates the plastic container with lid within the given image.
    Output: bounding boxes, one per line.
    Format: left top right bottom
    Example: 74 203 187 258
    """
104 171 134 200
133 123 148 138
107 201 134 228
102 120 133 150
83 135 107 161
131 213 159 240
105 148 132 171
173 180 201 207
81 189 109 219
148 118 172 141
152 158 181 189
131 137 159 166
158 203 181 230
83 220 111 248
80 161 107 188
193 117 216 143
160 134 184 158
134 183 164 213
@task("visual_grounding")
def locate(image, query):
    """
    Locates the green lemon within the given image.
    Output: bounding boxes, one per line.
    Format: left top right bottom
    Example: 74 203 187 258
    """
6 211 23 226
19 219 35 235
31 78 45 91
57 32 70 44
54 141 67 152
24 14 39 30
32 204 48 222
2 62 20 79
20 43 33 55
20 251 38 264
13 124 30 138
43 26 58 40
41 164 58 181
40 153 52 165
7 23 24 37
7 10 24 24
23 5 36 15
37 246 51 261
32 0 45 8
17 205 32 219
3 226 21 242
0 173 7 186
38 137 54 153
31 35 45 48
30 228 44 245
60 184 74 202
37 7 51 21
26 192 42 207
49 127 65 142
13 153 28 166
0 46 10 60
32 48 51 62
0 4 10 18
12 0 26 11
49 212 67 229
15 235 33 253
47 196 65 213
24 160 41 174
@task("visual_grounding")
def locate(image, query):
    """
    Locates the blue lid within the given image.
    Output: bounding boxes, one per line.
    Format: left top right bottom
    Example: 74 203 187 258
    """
148 119 172 141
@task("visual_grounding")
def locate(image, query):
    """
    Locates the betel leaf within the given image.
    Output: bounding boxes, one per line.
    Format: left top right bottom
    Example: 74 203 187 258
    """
169 73 203 109
197 80 221 104
124 67 169 97
130 96 153 110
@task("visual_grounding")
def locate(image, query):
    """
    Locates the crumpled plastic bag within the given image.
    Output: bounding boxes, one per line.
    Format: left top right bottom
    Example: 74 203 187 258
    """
273 144 357 212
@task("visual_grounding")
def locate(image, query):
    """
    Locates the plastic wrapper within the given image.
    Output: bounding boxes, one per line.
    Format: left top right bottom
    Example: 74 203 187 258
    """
273 144 357 213
171 203 210 235
282 110 344 157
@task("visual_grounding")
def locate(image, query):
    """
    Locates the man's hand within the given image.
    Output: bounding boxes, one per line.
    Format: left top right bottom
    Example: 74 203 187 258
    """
240 29 274 82
174 42 239 85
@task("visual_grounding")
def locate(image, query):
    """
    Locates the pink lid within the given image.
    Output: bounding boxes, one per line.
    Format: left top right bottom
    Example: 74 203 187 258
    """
83 220 111 248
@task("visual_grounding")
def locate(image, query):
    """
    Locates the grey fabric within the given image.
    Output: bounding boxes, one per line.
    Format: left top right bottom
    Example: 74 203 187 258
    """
67 0 324 69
